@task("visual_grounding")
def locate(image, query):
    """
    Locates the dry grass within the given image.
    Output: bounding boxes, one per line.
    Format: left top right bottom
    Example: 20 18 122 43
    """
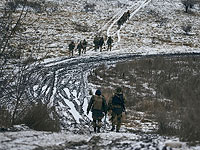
0 102 61 132
22 103 61 132
0 106 11 128
88 55 200 143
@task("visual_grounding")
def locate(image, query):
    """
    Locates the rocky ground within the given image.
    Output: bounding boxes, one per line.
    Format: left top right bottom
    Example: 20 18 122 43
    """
1 124 196 150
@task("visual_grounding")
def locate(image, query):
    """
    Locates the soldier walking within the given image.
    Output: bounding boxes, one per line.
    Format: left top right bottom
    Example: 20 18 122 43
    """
126 10 130 20
87 89 107 133
77 41 83 56
117 10 130 29
99 36 104 52
93 36 99 51
68 41 75 56
117 17 122 29
82 39 87 54
107 36 113 51
108 87 126 132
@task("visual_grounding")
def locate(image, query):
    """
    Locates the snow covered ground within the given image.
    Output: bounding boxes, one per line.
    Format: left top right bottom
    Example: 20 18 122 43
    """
5 0 198 58
1 125 200 150
1 0 200 149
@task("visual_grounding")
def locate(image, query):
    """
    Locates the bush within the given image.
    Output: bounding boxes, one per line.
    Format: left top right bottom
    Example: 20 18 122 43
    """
88 55 200 143
0 106 12 128
72 22 91 32
7 0 45 12
182 25 192 35
180 109 200 143
84 3 96 12
22 102 60 132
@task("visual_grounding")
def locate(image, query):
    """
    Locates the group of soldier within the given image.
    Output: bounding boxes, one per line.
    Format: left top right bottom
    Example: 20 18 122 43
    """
93 36 114 52
68 10 131 133
87 87 126 133
68 36 114 57
117 10 130 29
68 39 87 57
68 10 130 57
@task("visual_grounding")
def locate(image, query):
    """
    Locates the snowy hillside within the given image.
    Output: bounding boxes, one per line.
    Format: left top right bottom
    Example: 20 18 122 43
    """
1 0 200 149
4 0 199 58
22 0 200 129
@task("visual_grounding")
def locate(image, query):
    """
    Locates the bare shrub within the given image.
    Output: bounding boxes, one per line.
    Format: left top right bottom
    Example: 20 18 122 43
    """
156 108 179 136
7 0 45 12
88 55 200 143
44 1 59 14
0 0 43 126
180 108 200 143
22 103 60 132
84 3 96 12
0 106 12 128
182 25 192 35
72 22 91 32
135 99 172 113
134 99 178 135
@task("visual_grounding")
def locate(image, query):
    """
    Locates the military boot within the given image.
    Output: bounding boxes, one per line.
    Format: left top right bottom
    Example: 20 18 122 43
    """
111 126 115 131
116 123 121 133
97 127 100 133
94 127 97 133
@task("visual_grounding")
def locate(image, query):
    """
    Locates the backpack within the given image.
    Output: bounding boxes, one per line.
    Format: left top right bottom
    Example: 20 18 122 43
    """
93 95 103 110
112 94 124 106
69 42 75 50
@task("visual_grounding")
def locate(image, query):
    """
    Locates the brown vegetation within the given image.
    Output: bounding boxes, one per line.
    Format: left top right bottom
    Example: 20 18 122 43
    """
22 103 61 132
0 106 12 128
88 55 200 143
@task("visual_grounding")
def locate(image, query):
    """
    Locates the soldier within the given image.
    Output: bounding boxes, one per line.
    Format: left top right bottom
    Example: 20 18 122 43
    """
68 41 75 56
117 10 130 29
108 87 126 132
126 10 130 20
82 39 87 54
107 36 113 51
77 41 83 56
117 18 122 30
93 36 99 51
99 36 104 52
87 89 107 133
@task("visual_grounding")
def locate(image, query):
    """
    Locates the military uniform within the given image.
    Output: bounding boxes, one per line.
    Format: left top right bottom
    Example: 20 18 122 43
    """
108 87 126 132
69 41 75 56
82 39 87 54
117 10 130 29
99 37 104 52
93 36 99 51
77 41 83 56
107 36 113 51
87 90 107 133
126 10 130 19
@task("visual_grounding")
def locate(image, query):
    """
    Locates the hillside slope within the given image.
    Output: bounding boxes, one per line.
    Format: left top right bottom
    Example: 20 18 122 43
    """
1 1 200 149
1 0 198 58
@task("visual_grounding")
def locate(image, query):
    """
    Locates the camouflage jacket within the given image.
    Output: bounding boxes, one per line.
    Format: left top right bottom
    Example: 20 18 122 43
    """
108 93 126 112
87 95 107 113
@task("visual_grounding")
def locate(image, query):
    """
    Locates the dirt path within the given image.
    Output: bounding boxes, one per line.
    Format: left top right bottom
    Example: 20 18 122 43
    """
0 128 188 150
106 0 152 49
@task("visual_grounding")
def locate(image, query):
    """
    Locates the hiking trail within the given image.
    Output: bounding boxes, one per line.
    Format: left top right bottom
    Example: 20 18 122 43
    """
106 0 152 49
